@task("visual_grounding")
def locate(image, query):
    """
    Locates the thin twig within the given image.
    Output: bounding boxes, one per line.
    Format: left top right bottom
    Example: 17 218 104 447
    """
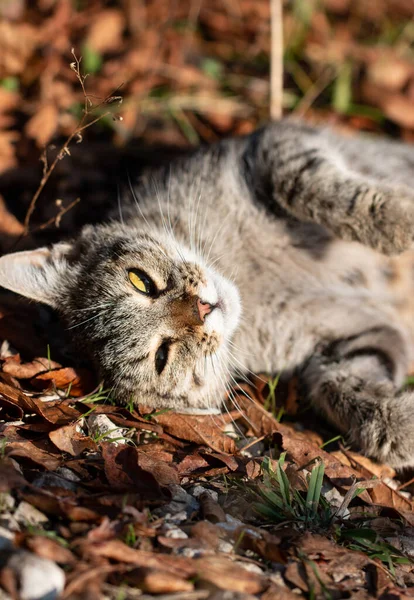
22 49 122 235
31 198 81 232
270 0 284 120
23 123 85 234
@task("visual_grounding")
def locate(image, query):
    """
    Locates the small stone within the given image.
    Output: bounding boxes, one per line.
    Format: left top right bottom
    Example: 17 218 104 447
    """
217 540 233 554
56 467 81 482
236 561 263 575
155 485 199 520
33 472 79 493
0 493 15 512
7 550 65 600
180 547 204 559
191 485 218 502
87 414 127 445
163 523 188 539
323 486 346 510
14 501 48 527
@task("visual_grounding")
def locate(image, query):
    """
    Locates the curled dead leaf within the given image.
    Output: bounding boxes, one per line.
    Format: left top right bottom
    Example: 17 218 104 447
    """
49 423 97 456
3 356 61 379
25 103 59 147
195 556 267 594
30 367 95 397
154 412 237 454
86 9 125 53
26 535 75 564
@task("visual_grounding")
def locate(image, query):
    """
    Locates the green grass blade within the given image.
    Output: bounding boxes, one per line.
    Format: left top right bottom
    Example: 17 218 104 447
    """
305 460 324 517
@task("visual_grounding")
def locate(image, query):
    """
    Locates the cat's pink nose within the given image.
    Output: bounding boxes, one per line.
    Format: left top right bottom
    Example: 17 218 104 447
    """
197 298 213 321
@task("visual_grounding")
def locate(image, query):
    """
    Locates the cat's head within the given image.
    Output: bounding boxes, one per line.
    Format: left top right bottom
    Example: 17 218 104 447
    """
0 223 241 413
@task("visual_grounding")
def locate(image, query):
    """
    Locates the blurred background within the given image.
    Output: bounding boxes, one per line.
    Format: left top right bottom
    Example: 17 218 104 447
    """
0 0 413 239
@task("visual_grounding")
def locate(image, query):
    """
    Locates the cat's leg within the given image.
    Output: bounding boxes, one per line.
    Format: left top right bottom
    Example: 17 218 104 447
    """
301 327 414 468
247 121 414 255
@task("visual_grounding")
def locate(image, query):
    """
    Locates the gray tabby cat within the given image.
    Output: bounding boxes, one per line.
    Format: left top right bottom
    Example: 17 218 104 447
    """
1 119 414 467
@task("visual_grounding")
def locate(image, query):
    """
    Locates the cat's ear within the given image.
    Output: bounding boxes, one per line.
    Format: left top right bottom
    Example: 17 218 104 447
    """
0 243 73 308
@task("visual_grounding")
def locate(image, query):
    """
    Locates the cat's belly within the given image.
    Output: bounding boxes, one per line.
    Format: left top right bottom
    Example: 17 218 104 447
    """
230 293 318 375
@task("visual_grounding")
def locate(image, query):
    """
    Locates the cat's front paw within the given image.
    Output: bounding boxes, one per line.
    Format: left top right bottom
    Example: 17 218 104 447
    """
367 190 414 255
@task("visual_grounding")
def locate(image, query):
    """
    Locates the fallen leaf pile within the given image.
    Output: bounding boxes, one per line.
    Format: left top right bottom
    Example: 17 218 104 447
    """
0 1 413 599
1 342 414 599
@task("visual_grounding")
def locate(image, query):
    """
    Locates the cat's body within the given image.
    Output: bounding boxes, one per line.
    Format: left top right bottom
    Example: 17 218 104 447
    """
2 119 414 467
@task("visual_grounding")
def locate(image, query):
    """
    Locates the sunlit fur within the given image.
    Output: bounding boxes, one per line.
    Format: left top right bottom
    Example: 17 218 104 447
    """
1 119 414 466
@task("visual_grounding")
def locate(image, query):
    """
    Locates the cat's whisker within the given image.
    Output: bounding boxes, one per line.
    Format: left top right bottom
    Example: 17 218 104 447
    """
75 303 113 313
66 309 110 330
196 190 210 262
129 176 182 264
204 212 233 267
127 170 152 232
153 174 190 266
225 344 268 385
154 178 173 243
209 354 246 438
220 363 261 433
192 185 204 259
117 181 124 225
187 176 201 256
166 166 178 242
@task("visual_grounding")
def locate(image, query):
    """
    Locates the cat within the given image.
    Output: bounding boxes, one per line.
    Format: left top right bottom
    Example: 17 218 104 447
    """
1 118 414 467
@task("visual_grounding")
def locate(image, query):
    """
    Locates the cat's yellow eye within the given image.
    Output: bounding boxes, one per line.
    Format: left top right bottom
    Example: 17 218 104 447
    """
128 269 156 296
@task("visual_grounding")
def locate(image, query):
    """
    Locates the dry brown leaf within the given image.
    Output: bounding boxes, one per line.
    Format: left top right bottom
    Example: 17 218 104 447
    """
85 540 197 578
261 584 300 600
102 443 179 492
194 556 267 594
31 367 95 397
6 440 62 470
246 459 261 479
154 412 237 454
190 521 222 550
0 22 38 76
3 356 62 379
367 56 413 92
21 489 100 522
0 379 81 424
86 9 125 53
382 94 414 129
49 423 97 456
26 535 76 564
332 449 396 480
0 460 26 492
332 450 412 511
25 103 58 147
0 381 82 425
177 452 210 474
125 568 194 594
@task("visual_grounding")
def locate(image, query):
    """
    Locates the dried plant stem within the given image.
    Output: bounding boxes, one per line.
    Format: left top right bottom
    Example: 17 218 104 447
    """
270 0 284 120
23 111 110 234
32 197 81 232
22 49 122 236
